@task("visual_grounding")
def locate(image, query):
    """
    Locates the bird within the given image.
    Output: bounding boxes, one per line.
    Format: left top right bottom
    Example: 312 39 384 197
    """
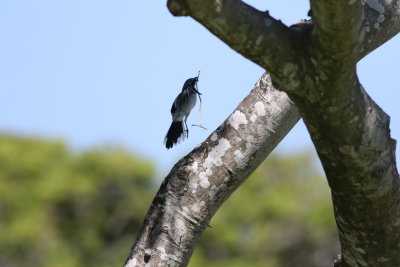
165 76 201 149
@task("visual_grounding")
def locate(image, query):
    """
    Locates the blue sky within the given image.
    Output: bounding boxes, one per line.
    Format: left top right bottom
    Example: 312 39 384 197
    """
0 1 399 177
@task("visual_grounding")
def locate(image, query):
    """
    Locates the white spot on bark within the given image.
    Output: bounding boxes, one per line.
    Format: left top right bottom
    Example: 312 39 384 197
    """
339 145 357 157
224 177 229 182
190 201 206 215
255 35 264 45
125 258 137 267
264 18 272 27
204 138 231 169
174 218 185 234
250 114 257 123
234 149 245 164
266 125 276 134
374 22 380 29
355 247 366 254
246 135 255 143
349 116 359 123
377 14 385 22
255 101 266 116
198 139 231 189
199 170 211 188
208 185 219 199
229 110 248 130
245 135 256 150
283 63 300 88
310 57 317 66
214 0 222 13
366 0 385 13
378 257 390 262
192 182 198 190
211 133 218 141
270 104 282 117
157 247 179 267
365 26 370 32
319 71 328 81
336 215 346 224
191 161 198 172
191 203 200 212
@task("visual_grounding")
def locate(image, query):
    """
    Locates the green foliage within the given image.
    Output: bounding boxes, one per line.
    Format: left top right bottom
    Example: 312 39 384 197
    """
0 135 154 267
0 135 338 267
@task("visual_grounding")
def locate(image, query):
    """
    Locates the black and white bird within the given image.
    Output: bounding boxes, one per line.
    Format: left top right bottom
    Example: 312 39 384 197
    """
165 76 201 149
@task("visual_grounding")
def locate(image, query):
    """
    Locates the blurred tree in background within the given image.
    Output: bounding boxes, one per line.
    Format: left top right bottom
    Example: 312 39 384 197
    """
0 135 338 267
0 135 154 267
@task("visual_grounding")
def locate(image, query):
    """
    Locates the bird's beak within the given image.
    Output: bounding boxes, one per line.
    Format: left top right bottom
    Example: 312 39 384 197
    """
194 83 202 95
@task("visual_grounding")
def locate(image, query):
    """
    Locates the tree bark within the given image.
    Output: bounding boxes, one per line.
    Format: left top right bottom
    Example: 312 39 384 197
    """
125 1 400 266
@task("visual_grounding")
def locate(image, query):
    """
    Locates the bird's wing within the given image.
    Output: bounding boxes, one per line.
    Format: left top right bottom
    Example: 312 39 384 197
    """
171 91 188 114
171 102 177 114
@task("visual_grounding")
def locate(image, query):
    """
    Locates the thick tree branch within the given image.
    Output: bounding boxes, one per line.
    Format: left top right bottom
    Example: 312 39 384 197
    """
124 73 300 267
167 0 299 83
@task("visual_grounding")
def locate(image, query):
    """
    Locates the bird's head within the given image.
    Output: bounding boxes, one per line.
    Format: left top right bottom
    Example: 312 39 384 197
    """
183 77 201 95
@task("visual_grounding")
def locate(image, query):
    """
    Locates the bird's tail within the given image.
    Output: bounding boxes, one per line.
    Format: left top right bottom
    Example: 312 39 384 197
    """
165 121 186 149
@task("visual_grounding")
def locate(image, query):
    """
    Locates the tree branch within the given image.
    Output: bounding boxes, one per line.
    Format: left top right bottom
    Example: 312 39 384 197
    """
167 0 298 80
124 73 300 267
